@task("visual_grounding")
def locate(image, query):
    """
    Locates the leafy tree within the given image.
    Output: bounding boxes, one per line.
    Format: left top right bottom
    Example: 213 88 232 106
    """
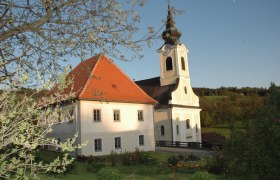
220 83 280 179
0 0 154 179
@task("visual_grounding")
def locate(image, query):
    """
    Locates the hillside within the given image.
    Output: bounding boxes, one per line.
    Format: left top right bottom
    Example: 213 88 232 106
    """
193 87 267 128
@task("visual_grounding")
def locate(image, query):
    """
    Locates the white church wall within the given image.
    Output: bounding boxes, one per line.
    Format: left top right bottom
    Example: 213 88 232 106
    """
171 107 201 143
154 109 172 141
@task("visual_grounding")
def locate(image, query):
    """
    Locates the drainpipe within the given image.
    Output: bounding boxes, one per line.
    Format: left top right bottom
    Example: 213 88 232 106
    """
170 108 173 142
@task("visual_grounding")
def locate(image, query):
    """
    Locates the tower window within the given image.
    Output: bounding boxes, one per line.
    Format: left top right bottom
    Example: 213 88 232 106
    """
166 57 173 71
186 119 190 129
181 57 185 70
160 125 165 136
184 86 187 94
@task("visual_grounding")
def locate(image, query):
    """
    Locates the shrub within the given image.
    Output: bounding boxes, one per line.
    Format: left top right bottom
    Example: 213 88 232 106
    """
110 151 117 166
178 154 184 161
121 148 156 166
134 148 150 164
205 152 228 174
189 171 216 180
177 160 207 173
86 162 106 173
87 155 94 164
76 155 87 162
168 155 179 167
185 154 200 162
121 151 133 166
97 167 122 180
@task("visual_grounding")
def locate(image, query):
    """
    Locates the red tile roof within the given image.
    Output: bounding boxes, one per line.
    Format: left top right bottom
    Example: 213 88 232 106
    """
50 54 156 104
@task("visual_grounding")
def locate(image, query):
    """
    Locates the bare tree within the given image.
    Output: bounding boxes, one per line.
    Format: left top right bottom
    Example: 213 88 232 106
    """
0 0 154 85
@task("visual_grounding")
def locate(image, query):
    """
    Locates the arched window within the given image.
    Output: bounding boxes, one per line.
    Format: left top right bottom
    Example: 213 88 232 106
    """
181 57 185 70
160 125 165 136
184 86 187 94
186 119 190 129
166 57 173 71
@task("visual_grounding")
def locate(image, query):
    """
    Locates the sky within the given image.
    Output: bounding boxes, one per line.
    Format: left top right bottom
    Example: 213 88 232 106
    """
114 0 280 88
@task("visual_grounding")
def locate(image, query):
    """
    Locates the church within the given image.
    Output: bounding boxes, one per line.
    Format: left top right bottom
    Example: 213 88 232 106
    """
136 6 201 144
48 6 201 156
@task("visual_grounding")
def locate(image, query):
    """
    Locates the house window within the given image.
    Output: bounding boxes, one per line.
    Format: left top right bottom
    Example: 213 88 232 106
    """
196 124 198 133
181 57 185 70
138 110 143 121
93 109 101 122
114 137 121 149
160 125 165 136
113 110 120 122
65 107 75 123
166 57 173 71
139 135 144 146
176 125 179 135
186 119 190 129
94 138 102 152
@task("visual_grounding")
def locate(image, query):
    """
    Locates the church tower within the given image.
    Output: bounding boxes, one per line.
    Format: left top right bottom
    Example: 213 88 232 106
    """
157 5 199 107
158 5 190 86
136 5 201 144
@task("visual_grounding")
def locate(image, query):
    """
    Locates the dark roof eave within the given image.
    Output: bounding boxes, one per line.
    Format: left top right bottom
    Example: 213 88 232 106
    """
78 98 157 105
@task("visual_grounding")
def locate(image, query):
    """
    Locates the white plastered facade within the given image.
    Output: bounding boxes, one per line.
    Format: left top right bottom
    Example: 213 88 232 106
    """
50 100 155 156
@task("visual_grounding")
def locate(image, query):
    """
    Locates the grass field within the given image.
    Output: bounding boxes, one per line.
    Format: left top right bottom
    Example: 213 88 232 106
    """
37 150 219 180
201 127 232 139
202 122 246 139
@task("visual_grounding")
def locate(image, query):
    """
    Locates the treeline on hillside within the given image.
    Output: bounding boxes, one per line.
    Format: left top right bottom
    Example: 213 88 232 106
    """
193 87 267 127
212 83 280 178
193 87 268 97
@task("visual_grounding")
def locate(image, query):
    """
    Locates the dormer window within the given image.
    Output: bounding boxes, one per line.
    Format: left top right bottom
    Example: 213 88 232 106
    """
181 57 185 70
166 57 173 71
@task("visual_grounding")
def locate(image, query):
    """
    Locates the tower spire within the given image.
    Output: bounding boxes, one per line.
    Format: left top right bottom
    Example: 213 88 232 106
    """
162 5 182 45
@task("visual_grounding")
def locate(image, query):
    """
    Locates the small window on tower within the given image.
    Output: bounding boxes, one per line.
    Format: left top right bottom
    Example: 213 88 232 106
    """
181 57 185 70
166 57 173 71
184 86 187 94
186 119 190 129
160 125 165 136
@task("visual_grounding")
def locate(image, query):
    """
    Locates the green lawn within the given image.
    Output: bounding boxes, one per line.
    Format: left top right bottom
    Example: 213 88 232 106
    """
37 150 219 180
201 127 232 139
39 160 194 180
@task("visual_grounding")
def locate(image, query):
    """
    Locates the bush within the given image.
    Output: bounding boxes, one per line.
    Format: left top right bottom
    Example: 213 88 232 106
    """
121 151 133 166
86 162 106 173
121 148 156 166
76 155 87 162
134 148 150 164
205 152 228 174
97 167 122 180
110 151 118 166
185 154 200 162
190 171 216 180
168 155 179 167
177 160 207 173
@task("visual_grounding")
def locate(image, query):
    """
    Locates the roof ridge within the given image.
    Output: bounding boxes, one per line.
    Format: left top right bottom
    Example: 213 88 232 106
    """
78 54 102 98
100 55 157 104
